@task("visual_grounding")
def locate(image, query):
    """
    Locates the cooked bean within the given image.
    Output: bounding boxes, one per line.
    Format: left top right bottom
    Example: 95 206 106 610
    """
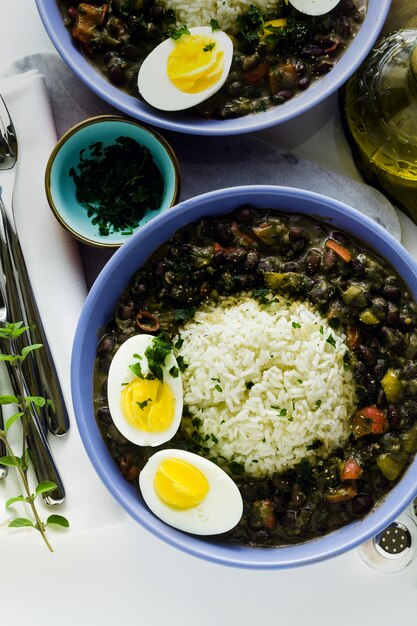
97 335 115 354
305 249 321 274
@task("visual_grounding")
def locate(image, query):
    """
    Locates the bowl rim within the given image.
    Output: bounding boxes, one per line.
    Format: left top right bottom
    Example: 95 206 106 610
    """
72 184 417 569
45 114 181 248
35 0 392 136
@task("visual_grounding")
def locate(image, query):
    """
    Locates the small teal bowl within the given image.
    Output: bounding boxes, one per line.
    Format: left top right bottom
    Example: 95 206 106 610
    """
72 185 417 569
45 115 181 248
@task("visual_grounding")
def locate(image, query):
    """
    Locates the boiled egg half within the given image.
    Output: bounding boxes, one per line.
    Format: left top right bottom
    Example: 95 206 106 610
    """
288 0 341 15
138 26 233 111
139 449 243 535
107 334 183 446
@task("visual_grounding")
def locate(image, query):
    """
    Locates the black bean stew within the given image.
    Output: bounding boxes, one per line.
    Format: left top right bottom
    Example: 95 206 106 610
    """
60 0 367 120
94 207 417 546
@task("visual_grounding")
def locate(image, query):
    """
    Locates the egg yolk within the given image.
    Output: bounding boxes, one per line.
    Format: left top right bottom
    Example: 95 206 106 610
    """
154 458 210 509
121 378 174 433
167 34 224 94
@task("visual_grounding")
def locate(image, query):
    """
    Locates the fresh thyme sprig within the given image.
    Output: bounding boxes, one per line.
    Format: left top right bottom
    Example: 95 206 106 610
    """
0 322 69 552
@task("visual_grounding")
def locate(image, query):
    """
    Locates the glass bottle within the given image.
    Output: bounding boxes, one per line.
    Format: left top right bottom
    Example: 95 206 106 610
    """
343 30 417 222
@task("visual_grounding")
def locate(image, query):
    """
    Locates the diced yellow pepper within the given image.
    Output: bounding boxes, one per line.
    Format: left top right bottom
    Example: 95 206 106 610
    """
262 18 287 38
381 369 403 403
359 309 380 325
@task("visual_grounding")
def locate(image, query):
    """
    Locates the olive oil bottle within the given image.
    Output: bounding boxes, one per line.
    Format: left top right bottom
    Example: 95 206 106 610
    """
343 30 417 221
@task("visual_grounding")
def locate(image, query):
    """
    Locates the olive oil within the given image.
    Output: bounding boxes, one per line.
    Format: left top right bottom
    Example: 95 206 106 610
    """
343 30 417 221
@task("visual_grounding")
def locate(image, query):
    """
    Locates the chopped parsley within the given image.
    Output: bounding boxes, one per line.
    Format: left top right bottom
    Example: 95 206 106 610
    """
69 137 164 236
210 433 219 444
292 322 302 329
319 325 324 334
168 25 190 39
174 308 195 323
236 4 264 52
129 334 175 382
203 42 216 52
137 398 151 410
229 461 245 475
214 384 223 393
169 365 179 378
315 399 322 408
176 355 188 373
210 18 220 31
129 361 143 378
245 381 255 390
272 406 287 416
326 333 336 348
252 288 270 304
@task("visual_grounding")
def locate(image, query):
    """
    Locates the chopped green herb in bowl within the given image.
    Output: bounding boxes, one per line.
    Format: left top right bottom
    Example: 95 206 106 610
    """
45 115 181 248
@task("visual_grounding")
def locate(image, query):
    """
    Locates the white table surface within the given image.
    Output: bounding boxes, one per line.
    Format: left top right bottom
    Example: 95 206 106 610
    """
1 3 417 625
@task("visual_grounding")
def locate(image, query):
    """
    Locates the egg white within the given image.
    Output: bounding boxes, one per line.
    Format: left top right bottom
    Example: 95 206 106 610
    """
138 26 233 111
288 0 341 15
139 449 244 535
107 334 183 447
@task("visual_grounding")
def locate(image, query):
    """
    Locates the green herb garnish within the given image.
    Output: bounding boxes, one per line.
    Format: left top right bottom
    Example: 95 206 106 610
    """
0 322 69 551
168 25 191 39
203 42 216 52
229 461 245 475
245 381 255 390
326 334 336 348
69 136 164 236
174 308 195 323
236 4 264 52
169 366 179 378
214 384 223 393
315 399 322 408
210 18 220 31
176 355 188 373
137 398 151 410
292 322 301 329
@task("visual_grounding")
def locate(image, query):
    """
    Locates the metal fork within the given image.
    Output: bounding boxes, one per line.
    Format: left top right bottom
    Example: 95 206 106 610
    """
0 94 70 437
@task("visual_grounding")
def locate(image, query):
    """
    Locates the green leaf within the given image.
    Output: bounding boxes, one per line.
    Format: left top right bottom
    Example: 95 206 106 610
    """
5 495 25 508
25 396 46 408
21 344 43 358
9 518 35 528
46 514 70 528
0 455 21 467
35 481 57 495
0 395 19 405
0 354 17 362
5 412 24 431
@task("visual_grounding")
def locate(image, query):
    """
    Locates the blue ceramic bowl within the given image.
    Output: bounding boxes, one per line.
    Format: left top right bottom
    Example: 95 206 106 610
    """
36 0 391 136
72 185 417 568
45 116 180 248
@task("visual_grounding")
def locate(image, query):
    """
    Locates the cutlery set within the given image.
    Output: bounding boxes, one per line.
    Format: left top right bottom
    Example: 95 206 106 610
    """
0 94 68 504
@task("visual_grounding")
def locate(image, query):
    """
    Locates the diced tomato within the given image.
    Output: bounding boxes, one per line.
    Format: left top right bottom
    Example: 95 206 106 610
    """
244 62 270 86
352 406 388 439
340 458 363 481
325 238 352 263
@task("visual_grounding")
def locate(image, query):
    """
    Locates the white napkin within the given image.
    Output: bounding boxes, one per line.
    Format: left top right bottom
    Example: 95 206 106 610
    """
0 70 125 534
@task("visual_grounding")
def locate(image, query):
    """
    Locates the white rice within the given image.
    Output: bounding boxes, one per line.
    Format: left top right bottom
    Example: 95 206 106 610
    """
177 294 357 477
161 0 279 33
